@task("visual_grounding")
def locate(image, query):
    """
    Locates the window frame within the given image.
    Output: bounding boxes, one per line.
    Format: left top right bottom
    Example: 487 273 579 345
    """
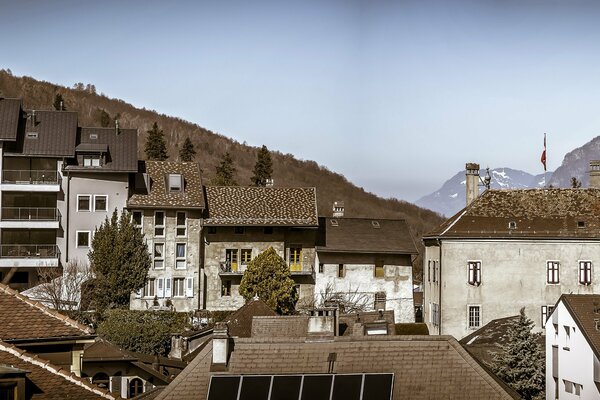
240 249 252 265
175 243 186 270
546 260 560 284
83 155 101 167
143 278 156 298
153 243 165 270
579 260 592 285
173 277 186 297
77 194 91 212
93 194 108 212
468 305 481 329
337 264 345 278
132 210 143 230
467 260 482 286
289 246 302 267
318 263 324 274
154 211 165 237
221 279 232 297
176 211 187 237
76 230 91 248
541 305 555 328
168 174 183 192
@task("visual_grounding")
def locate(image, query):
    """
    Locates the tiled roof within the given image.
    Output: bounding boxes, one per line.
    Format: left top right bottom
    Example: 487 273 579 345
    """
16 110 78 157
561 294 600 361
317 217 417 254
156 336 519 400
66 127 138 172
128 161 205 209
425 189 600 239
0 98 21 141
0 283 94 341
0 342 115 399
204 186 318 226
223 299 277 338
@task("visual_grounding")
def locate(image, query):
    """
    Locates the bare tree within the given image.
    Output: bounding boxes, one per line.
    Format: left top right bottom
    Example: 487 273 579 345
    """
31 260 92 310
298 282 371 314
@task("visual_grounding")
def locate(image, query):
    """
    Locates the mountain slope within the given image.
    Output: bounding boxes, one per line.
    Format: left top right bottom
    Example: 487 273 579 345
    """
548 136 600 188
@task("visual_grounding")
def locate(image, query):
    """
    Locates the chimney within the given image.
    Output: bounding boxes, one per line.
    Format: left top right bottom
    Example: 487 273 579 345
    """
332 201 345 218
465 163 480 206
212 322 229 366
59 100 64 111
115 120 120 135
31 110 36 126
589 161 600 189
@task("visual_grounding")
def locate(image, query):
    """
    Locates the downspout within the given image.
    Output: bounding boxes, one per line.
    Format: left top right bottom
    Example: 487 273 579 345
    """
437 238 442 335
65 168 70 266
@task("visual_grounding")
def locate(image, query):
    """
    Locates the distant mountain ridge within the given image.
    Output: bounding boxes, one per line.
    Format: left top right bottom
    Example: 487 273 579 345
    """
548 136 600 188
416 167 552 217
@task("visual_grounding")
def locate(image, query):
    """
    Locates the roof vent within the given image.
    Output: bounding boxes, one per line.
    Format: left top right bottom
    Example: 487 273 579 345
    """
31 110 36 126
578 221 586 228
330 219 338 227
508 221 517 229
115 120 120 135
26 132 38 139
90 133 98 140
372 221 380 228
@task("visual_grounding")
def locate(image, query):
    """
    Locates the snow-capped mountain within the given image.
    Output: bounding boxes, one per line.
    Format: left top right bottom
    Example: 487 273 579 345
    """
416 168 553 217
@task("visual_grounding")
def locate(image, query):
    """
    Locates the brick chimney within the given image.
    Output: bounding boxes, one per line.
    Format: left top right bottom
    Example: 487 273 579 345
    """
212 322 229 367
589 161 600 189
465 163 480 206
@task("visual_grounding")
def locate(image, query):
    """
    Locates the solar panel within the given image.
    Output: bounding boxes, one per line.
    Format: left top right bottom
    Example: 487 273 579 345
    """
332 374 363 400
239 376 271 400
207 376 240 400
270 375 302 400
363 373 394 400
301 375 333 400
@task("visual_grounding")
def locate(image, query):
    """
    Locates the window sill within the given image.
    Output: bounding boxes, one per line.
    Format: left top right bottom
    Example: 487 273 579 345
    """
563 346 570 351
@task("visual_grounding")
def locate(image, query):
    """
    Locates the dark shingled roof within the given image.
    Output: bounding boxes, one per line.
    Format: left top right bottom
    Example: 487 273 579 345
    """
0 342 115 399
19 110 78 157
156 336 520 400
128 161 205 209
223 299 277 338
0 98 21 140
317 217 417 254
66 127 138 172
0 283 94 341
204 186 318 226
560 294 600 361
425 189 600 239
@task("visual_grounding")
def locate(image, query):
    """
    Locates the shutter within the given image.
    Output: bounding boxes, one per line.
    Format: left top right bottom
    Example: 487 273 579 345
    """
165 277 172 297
110 376 122 396
135 288 141 299
186 277 194 297
157 278 164 297
122 377 129 398
476 263 481 284
468 264 473 284
580 264 584 284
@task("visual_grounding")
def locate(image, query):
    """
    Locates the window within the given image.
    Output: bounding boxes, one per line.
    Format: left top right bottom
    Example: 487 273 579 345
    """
77 195 91 211
83 155 101 167
578 220 586 228
547 261 560 284
221 279 231 296
186 277 194 297
154 211 165 236
427 260 431 282
263 227 273 234
374 292 386 310
564 325 571 349
374 261 384 278
175 243 186 269
207 226 217 234
432 261 438 283
468 305 481 329
165 277 172 297
173 278 185 297
289 246 302 269
234 226 245 235
77 231 90 247
338 264 345 278
579 261 592 285
157 278 164 297
468 261 481 286
92 373 110 389
176 212 186 236
241 249 252 265
575 383 582 395
431 303 440 328
94 195 107 212
129 378 144 398
132 211 143 230
143 278 156 297
541 305 554 328
168 174 183 192
154 243 164 269
318 263 324 273
225 249 238 272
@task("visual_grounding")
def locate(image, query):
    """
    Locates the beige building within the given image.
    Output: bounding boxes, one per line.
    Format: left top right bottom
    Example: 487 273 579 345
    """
128 161 205 312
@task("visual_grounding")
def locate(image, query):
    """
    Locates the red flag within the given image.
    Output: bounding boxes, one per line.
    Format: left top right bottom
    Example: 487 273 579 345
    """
541 133 547 171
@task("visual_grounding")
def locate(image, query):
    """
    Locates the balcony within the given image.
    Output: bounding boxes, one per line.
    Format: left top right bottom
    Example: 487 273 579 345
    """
219 262 247 276
0 244 60 267
0 207 61 229
1 170 61 192
289 263 314 276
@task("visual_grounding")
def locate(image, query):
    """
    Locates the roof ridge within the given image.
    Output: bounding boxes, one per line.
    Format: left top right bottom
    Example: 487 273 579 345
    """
0 341 116 399
0 283 94 335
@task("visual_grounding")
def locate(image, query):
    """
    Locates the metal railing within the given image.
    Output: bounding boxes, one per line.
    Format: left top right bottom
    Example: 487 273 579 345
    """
1 170 61 184
0 244 60 258
289 263 315 275
219 262 247 274
1 207 61 221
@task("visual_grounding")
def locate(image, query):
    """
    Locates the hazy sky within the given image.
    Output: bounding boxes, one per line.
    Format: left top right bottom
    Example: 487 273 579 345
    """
2 0 600 201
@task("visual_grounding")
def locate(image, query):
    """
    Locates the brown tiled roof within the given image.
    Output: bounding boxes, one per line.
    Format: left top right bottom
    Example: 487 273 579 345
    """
224 299 277 338
0 98 21 141
0 283 94 341
204 186 318 226
156 336 519 400
0 342 115 399
561 294 600 361
66 127 138 172
459 315 520 367
425 189 600 239
251 316 309 338
128 161 205 209
317 217 417 254
14 110 78 157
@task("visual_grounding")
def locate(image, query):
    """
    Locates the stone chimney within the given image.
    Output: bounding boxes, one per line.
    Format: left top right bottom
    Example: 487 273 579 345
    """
589 161 600 189
332 201 345 218
465 163 480 206
212 322 229 367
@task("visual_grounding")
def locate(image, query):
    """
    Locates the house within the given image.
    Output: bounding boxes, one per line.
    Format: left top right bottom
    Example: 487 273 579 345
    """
154 322 519 400
128 161 205 312
314 213 417 322
202 186 319 311
546 294 600 399
0 282 96 376
0 341 115 400
423 162 600 339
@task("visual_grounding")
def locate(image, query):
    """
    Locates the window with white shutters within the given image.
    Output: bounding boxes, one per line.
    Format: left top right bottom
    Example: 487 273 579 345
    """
186 277 194 297
579 261 592 285
547 261 560 284
157 278 164 297
467 261 481 286
165 278 172 297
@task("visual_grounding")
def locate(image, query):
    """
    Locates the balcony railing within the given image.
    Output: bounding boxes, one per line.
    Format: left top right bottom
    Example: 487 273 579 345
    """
1 170 61 185
1 207 61 221
0 244 60 258
289 263 314 275
219 262 247 274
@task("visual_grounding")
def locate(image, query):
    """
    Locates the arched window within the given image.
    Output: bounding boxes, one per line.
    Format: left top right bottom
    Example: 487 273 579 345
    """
92 372 110 389
129 378 144 398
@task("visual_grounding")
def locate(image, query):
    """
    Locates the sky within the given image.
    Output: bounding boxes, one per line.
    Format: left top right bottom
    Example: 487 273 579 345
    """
1 0 600 202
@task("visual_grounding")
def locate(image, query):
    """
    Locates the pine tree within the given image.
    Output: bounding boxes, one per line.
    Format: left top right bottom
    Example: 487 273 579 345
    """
96 108 111 127
88 210 151 314
211 151 238 186
53 93 66 111
251 145 273 186
490 308 545 400
239 247 298 314
571 177 582 188
179 137 196 162
144 122 169 161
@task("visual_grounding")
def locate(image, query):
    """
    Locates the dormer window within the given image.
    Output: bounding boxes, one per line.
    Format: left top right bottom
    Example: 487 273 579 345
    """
578 221 586 228
508 221 517 229
83 155 101 167
168 174 183 192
